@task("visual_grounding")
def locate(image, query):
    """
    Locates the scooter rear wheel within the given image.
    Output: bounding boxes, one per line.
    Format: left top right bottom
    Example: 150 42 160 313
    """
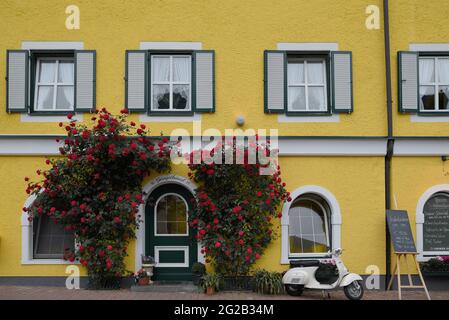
343 280 364 300
285 284 304 296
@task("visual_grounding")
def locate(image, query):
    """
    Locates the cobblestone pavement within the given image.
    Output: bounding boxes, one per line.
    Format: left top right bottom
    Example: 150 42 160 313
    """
0 285 448 300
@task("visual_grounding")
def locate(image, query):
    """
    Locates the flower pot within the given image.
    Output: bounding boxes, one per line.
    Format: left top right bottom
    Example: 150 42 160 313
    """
206 287 215 295
138 277 150 286
192 274 203 286
87 275 122 290
221 276 254 291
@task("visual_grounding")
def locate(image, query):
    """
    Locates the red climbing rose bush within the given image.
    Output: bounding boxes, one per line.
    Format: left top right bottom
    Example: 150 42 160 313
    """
23 108 171 288
188 138 291 276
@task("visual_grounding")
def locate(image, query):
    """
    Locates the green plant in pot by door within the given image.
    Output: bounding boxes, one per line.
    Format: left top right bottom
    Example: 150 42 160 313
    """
201 273 220 295
192 262 206 286
253 270 284 295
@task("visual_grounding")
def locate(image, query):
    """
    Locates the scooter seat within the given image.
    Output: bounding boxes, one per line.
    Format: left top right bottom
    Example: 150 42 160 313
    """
289 260 321 268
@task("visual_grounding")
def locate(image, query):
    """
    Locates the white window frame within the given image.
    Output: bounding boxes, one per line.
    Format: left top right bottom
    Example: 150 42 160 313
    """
419 56 449 112
154 246 189 268
281 185 342 264
34 57 75 112
288 197 331 257
287 58 328 112
21 194 77 265
150 54 192 112
154 192 189 237
416 185 449 261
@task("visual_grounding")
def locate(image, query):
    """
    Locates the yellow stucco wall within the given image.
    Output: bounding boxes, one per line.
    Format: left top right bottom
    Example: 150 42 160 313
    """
0 0 387 137
0 155 385 276
391 0 449 136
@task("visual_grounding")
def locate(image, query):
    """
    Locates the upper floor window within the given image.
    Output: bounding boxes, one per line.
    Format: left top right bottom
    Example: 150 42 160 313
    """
35 58 74 111
264 50 353 115
419 57 449 112
151 55 191 112
287 57 328 113
6 49 96 114
125 50 215 115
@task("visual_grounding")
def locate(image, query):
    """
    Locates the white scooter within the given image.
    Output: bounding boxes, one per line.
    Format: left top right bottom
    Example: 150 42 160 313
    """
282 248 364 300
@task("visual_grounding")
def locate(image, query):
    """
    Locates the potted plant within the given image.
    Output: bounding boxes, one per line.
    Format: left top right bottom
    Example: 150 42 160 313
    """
253 270 283 295
192 262 206 286
201 273 220 295
134 268 150 286
420 255 449 276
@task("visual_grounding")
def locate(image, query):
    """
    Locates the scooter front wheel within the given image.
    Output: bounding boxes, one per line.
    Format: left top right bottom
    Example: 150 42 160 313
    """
343 280 364 300
285 284 304 296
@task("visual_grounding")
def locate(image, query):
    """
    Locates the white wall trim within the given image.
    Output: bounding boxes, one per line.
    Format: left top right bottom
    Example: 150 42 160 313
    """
21 113 83 123
277 42 339 51
410 114 449 123
135 174 202 271
139 42 202 50
394 139 449 156
410 43 449 52
416 184 449 261
280 185 342 264
21 41 84 50
3 137 449 157
139 114 202 123
278 138 387 156
278 114 340 123
21 194 77 265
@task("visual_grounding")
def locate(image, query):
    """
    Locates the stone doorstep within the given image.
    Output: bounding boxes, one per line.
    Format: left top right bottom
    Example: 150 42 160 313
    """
130 281 200 293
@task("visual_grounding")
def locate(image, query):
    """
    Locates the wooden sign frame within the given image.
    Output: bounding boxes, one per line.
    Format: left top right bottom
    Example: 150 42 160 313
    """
386 210 431 300
387 252 430 300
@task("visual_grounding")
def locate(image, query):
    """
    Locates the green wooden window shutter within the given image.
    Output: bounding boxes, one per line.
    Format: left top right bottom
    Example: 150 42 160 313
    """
74 50 96 112
6 50 29 113
193 50 215 112
125 50 147 112
331 51 353 113
264 50 286 113
398 51 419 113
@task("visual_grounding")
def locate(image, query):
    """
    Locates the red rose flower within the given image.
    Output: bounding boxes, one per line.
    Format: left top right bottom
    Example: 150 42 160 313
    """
232 206 242 214
107 245 113 251
215 242 222 248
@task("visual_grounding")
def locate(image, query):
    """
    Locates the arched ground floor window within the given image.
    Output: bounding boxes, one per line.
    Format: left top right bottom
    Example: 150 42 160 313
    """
417 184 449 261
281 185 341 264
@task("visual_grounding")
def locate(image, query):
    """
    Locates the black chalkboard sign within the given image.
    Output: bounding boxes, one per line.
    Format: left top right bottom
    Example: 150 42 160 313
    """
386 210 417 253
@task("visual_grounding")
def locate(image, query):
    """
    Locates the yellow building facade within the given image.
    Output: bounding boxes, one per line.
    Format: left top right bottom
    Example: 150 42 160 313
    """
0 0 448 287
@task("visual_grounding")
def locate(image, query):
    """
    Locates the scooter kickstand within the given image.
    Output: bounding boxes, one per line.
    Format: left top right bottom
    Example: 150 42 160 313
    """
321 290 331 300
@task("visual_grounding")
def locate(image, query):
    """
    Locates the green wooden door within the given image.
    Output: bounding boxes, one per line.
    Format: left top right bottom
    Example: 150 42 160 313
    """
146 184 197 281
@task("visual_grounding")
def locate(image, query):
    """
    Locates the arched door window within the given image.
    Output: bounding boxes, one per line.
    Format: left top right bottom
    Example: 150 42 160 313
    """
423 192 449 254
154 193 188 236
288 195 331 256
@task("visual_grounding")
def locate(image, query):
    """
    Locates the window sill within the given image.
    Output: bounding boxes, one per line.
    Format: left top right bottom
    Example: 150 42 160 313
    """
411 114 449 123
278 113 340 123
21 258 79 265
20 113 83 123
139 113 202 123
